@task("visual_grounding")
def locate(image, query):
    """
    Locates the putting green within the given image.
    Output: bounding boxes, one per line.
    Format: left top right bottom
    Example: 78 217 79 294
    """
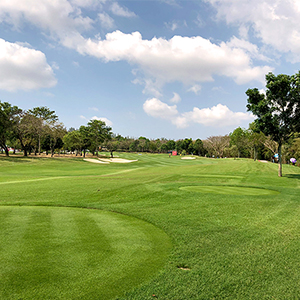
180 185 280 195
0 206 172 300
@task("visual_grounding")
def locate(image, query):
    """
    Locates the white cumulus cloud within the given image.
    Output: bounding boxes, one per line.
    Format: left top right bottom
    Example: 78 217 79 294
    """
0 38 57 91
0 0 95 49
205 0 300 61
91 116 113 126
182 104 254 127
143 98 254 128
0 1 273 93
143 98 178 120
75 30 272 89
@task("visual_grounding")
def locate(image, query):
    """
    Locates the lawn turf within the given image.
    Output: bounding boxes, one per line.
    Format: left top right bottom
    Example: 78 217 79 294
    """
1 154 300 299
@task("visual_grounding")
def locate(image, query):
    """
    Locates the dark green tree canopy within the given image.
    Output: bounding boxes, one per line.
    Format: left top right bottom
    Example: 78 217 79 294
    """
246 72 300 144
229 127 248 158
28 106 58 123
246 71 300 176
0 101 22 156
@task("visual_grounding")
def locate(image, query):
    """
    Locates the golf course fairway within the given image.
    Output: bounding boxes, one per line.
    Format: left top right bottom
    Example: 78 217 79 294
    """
1 154 300 299
180 185 280 195
0 205 171 300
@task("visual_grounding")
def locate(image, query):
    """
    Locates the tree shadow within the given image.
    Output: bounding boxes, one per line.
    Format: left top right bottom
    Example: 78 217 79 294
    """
285 174 300 180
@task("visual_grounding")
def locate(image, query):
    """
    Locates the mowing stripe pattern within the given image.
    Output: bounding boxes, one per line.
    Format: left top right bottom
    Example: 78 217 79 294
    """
0 206 172 300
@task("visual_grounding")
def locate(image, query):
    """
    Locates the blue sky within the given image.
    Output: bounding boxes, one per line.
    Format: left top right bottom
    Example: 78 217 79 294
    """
0 0 299 140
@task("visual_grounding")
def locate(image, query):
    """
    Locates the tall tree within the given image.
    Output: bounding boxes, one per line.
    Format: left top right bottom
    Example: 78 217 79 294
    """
86 120 112 156
0 101 22 156
63 130 83 155
182 138 193 153
204 135 230 158
194 139 205 156
28 106 58 155
45 122 66 157
138 137 150 152
79 126 91 157
246 71 300 176
14 112 42 156
229 127 248 158
105 140 120 158
247 123 265 161
166 140 176 151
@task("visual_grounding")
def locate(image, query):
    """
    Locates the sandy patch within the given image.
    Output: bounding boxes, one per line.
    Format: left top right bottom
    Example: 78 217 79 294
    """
258 160 269 163
181 157 196 160
98 158 138 163
84 159 109 164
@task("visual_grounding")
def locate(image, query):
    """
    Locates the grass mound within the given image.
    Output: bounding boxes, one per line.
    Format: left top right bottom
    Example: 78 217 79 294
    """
0 206 171 300
180 185 280 195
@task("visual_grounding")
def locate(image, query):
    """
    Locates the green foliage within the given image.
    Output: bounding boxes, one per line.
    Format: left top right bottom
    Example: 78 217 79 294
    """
166 139 175 150
286 137 300 161
194 138 205 156
28 106 58 123
246 71 300 175
0 101 22 156
86 120 112 155
230 127 248 158
63 130 83 153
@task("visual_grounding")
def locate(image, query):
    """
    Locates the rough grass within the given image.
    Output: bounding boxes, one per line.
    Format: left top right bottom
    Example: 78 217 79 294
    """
1 154 300 299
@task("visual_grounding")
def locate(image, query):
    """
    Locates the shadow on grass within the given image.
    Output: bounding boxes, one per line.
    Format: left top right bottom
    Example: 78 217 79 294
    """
0 155 85 162
285 174 300 180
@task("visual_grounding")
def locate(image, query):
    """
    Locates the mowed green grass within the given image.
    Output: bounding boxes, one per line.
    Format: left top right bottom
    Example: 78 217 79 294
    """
1 154 300 299
0 206 171 300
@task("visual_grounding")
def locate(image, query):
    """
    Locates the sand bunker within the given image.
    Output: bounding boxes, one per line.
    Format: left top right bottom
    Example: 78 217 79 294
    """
83 159 109 164
98 158 138 163
181 157 196 160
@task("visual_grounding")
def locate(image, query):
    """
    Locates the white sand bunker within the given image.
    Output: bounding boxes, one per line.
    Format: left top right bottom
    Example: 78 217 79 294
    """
83 159 109 164
181 157 196 160
98 158 138 163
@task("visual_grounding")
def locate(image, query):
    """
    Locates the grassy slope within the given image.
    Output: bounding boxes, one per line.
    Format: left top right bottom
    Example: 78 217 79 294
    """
1 154 300 299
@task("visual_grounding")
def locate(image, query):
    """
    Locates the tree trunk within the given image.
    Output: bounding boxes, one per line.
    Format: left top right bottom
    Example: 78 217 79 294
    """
23 148 28 157
278 143 282 177
38 135 41 155
4 147 9 157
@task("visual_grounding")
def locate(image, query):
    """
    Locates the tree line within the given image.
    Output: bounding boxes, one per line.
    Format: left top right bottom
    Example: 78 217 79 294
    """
1 100 299 165
1 71 300 178
0 102 112 157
